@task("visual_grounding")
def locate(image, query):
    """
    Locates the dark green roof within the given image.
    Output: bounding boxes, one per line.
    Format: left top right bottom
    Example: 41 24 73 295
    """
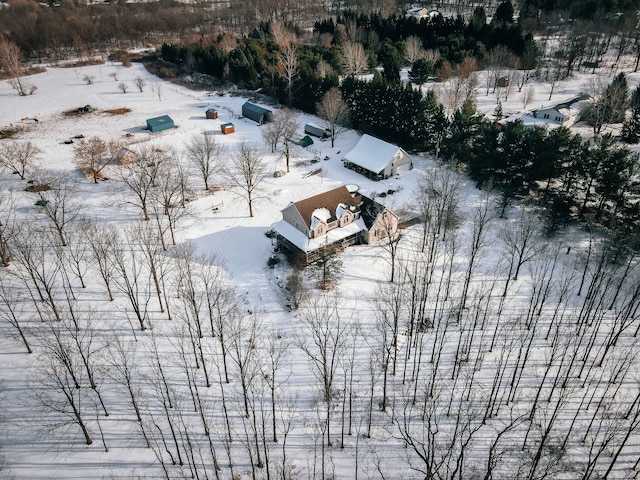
242 102 271 115
146 115 174 131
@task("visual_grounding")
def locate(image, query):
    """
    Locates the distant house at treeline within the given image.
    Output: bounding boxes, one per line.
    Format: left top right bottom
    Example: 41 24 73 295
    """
500 95 587 130
242 102 273 125
146 115 174 133
530 96 585 127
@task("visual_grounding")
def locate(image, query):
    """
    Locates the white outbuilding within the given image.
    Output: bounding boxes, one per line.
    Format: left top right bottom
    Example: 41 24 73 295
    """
342 134 413 181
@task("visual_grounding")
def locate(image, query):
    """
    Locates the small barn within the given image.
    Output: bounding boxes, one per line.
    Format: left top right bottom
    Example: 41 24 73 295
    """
221 122 235 134
343 134 412 180
146 115 174 133
206 108 218 119
304 123 330 139
242 102 273 125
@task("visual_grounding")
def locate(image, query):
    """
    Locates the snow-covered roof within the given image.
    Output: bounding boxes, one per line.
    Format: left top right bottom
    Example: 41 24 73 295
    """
336 203 352 220
272 218 367 253
343 134 405 175
292 186 359 229
310 207 331 228
500 113 563 129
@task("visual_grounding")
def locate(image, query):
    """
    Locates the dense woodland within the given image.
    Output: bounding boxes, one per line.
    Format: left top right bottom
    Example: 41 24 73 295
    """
1 1 640 479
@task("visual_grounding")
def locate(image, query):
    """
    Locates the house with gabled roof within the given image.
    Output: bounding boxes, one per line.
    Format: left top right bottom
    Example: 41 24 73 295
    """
530 95 586 127
343 134 413 181
272 185 398 264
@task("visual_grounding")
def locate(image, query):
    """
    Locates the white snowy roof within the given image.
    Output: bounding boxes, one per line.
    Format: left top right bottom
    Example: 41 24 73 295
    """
273 218 367 253
500 113 562 129
343 134 404 174
336 203 350 219
557 107 579 118
310 207 331 228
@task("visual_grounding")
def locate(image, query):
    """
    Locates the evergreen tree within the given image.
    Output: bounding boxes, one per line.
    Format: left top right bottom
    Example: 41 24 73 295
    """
441 99 489 174
606 72 629 123
379 40 403 84
622 86 640 144
621 108 640 144
494 0 515 23
408 58 434 85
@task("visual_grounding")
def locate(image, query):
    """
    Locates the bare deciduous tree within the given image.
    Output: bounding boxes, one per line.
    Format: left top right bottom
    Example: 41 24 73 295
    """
440 58 479 114
284 269 309 309
0 190 17 267
278 43 298 107
296 295 353 447
184 130 222 191
134 76 146 92
110 227 153 331
151 81 163 101
0 140 41 179
278 109 298 173
317 59 333 78
150 154 191 247
341 41 368 77
0 37 33 96
403 36 426 64
73 136 115 184
32 327 94 445
317 87 350 148
226 142 267 218
10 224 63 322
522 84 536 109
83 219 117 301
33 172 81 247
484 46 517 95
119 146 168 221
0 275 32 353
500 209 542 296
106 335 150 447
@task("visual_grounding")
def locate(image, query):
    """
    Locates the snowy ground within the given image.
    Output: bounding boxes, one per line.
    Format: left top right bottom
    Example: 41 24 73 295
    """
0 61 639 479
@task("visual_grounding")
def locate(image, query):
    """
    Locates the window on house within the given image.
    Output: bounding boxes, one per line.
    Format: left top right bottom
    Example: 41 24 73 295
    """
543 114 549 119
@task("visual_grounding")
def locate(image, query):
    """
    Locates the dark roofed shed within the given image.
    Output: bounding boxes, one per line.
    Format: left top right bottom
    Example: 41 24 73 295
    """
242 102 273 125
146 115 174 133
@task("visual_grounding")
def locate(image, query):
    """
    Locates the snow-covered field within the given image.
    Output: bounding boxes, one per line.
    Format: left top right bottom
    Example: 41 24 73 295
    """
0 61 639 480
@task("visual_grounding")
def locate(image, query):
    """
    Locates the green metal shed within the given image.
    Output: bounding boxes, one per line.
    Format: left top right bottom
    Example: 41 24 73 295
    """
241 102 273 125
146 115 175 133
296 135 314 148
